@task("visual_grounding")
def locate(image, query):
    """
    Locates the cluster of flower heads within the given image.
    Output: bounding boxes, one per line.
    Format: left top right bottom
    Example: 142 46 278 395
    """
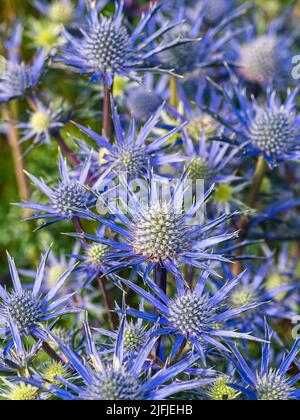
1 0 300 401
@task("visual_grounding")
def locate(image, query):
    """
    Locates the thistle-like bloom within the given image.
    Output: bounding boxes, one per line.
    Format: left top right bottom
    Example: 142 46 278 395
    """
183 131 241 185
17 98 65 149
221 260 297 337
0 248 79 348
230 325 300 400
120 271 264 362
206 375 240 400
156 3 250 74
18 152 93 228
0 23 46 103
75 102 186 178
0 51 47 104
206 85 300 168
0 379 40 401
68 226 120 287
58 0 193 86
73 172 240 278
21 318 214 400
231 5 295 86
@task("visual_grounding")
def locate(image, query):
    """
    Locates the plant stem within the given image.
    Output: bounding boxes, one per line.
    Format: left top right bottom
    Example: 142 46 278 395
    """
97 277 117 330
239 155 267 235
2 105 31 217
72 216 116 330
103 84 113 140
154 264 167 356
233 155 267 276
53 132 80 167
154 264 167 296
33 335 64 364
169 77 179 108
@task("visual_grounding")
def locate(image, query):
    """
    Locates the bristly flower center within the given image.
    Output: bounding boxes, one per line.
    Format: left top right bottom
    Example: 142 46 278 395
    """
249 109 296 159
256 370 294 400
189 158 213 180
0 290 42 333
51 181 88 216
112 142 148 176
84 17 132 73
168 291 215 335
239 36 280 84
132 204 188 261
30 111 51 133
83 368 143 400
85 243 110 269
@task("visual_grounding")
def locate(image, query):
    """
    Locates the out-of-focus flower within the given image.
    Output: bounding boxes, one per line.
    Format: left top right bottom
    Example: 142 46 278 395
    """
0 22 47 103
17 98 66 150
33 0 85 26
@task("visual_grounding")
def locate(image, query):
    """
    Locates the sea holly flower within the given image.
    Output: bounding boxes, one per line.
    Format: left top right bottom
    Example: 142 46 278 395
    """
221 260 297 337
230 4 295 86
183 131 242 185
58 0 194 86
18 151 93 228
156 3 251 74
0 248 79 349
206 375 240 400
0 23 47 103
67 226 122 287
74 102 186 179
230 325 300 400
0 379 40 401
119 271 264 362
20 318 214 400
205 85 300 168
72 171 241 278
0 339 41 374
17 98 66 150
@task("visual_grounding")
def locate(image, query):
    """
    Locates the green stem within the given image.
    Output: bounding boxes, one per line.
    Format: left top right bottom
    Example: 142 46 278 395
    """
233 155 267 276
169 77 179 108
72 216 116 331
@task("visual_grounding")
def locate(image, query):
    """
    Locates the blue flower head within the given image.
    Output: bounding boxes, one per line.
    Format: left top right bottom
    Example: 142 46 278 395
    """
18 98 66 150
58 0 194 86
230 324 300 400
75 101 186 178
120 270 264 363
156 3 251 74
206 84 300 168
21 318 214 400
19 151 93 228
0 23 47 103
231 3 296 87
0 248 79 349
74 170 242 278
